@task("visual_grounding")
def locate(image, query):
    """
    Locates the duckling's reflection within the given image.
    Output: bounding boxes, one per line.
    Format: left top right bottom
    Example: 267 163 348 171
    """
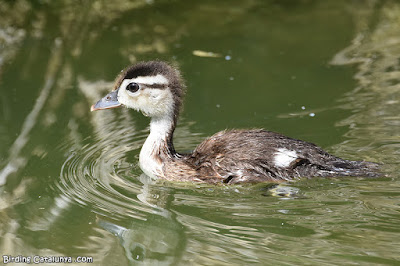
97 173 185 265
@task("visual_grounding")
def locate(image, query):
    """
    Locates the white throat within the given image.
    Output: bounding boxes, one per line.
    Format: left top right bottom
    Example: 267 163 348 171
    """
139 115 174 179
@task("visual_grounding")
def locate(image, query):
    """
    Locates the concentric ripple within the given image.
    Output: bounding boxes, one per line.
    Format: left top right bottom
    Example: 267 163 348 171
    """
57 114 160 221
57 112 204 222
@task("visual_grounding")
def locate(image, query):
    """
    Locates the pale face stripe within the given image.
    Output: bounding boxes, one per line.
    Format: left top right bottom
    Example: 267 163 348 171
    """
129 74 169 85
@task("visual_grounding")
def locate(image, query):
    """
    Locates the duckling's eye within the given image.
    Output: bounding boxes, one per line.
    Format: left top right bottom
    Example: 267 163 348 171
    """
126 82 140 93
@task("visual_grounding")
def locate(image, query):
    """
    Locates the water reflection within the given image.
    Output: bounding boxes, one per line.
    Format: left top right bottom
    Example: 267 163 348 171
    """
56 83 191 263
55 99 309 264
1 0 400 265
57 130 187 264
97 211 185 265
330 1 400 170
0 38 63 185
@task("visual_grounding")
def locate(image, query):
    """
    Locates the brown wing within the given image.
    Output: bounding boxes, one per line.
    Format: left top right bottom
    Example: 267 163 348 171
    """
185 129 379 184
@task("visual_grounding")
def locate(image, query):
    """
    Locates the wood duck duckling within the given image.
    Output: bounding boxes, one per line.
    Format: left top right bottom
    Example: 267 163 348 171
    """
91 61 380 184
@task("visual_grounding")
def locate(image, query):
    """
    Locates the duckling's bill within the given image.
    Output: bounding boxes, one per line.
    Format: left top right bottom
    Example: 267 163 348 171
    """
91 89 122 111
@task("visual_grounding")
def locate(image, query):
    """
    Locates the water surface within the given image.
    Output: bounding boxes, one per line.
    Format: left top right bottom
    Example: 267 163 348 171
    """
1 0 400 265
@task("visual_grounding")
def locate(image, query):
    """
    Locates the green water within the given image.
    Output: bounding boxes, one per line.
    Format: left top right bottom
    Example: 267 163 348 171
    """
1 0 400 265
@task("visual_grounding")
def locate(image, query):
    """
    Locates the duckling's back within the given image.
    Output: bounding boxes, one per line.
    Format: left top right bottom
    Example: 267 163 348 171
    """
185 129 380 184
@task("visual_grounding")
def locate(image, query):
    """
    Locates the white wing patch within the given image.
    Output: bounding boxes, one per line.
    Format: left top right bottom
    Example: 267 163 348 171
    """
274 148 298 168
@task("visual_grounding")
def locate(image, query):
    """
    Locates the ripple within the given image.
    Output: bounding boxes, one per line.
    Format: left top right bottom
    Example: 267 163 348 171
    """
56 111 205 223
56 113 157 221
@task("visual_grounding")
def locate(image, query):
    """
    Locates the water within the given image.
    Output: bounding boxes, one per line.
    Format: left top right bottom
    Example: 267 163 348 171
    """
1 0 400 265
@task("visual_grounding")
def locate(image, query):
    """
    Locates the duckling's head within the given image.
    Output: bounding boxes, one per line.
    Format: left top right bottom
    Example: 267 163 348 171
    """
91 61 185 121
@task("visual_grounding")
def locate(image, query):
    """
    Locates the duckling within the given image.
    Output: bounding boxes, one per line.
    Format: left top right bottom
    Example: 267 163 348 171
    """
91 61 380 184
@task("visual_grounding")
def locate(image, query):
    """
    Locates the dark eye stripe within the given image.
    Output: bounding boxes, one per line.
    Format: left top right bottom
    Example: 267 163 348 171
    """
140 83 167 89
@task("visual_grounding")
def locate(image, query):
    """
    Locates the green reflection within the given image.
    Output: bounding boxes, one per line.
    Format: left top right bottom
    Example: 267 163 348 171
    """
0 0 400 265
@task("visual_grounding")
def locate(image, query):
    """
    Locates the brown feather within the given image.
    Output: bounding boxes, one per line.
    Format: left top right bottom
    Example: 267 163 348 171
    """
105 62 381 184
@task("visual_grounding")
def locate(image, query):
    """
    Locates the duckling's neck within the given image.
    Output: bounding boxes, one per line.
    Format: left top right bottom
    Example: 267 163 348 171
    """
139 115 177 179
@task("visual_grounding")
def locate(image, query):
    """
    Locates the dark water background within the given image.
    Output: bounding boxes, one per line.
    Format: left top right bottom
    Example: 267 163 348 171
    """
1 0 400 265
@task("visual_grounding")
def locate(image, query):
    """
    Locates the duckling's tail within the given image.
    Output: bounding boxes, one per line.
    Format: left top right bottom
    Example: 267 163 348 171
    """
329 159 382 178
